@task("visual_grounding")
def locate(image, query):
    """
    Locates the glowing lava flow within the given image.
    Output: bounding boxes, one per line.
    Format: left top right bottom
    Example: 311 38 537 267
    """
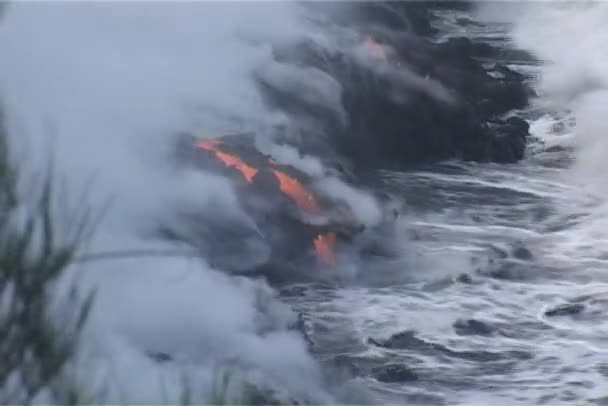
268 168 338 266
270 168 320 213
313 232 337 267
194 137 337 266
267 169 336 265
196 139 258 183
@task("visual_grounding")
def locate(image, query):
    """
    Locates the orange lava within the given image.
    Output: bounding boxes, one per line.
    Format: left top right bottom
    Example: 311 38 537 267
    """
270 168 320 213
314 232 337 267
196 139 258 183
195 137 337 267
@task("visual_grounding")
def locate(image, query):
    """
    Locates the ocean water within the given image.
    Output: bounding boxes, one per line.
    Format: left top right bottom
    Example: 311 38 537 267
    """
286 3 608 404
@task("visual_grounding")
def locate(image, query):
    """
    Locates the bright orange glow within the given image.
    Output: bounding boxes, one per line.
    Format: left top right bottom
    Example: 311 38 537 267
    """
196 139 258 183
364 36 388 60
314 232 337 267
271 169 320 213
196 138 339 267
213 150 258 182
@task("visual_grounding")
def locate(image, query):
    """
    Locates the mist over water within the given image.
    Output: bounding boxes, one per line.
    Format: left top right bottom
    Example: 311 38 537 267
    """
484 1 608 263
482 2 608 184
0 2 337 402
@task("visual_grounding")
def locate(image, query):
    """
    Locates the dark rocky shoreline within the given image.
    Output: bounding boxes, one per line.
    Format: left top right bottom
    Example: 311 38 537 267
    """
259 1 536 172
165 0 541 291
268 2 546 397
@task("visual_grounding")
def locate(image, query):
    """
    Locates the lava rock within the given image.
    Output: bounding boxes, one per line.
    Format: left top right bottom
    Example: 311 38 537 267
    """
483 118 531 163
506 116 531 135
456 273 474 284
544 303 586 317
372 364 419 383
511 243 534 261
490 131 527 163
479 80 530 119
261 2 534 169
453 318 496 336
146 351 172 363
369 330 532 362
368 330 424 350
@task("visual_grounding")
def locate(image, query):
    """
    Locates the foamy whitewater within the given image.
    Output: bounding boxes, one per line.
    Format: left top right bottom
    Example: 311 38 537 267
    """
480 1 608 270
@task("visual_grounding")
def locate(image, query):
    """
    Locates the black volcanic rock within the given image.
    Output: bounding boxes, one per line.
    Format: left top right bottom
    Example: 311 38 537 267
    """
486 120 528 163
456 273 474 284
511 241 534 260
453 318 497 336
545 303 586 317
372 364 419 383
261 1 533 169
368 330 532 362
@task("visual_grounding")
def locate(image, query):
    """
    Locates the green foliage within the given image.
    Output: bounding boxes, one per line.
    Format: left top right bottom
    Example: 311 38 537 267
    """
0 108 95 404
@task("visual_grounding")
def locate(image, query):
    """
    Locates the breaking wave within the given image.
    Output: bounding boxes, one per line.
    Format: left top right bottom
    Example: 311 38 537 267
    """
484 0 608 266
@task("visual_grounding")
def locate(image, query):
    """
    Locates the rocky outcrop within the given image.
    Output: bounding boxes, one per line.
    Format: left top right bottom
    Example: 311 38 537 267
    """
544 303 586 317
372 364 419 383
259 1 534 171
368 330 532 362
453 318 498 336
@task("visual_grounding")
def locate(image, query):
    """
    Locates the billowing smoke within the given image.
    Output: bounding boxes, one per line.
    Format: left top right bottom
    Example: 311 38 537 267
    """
351 36 455 104
256 60 348 126
0 1 333 402
265 143 325 178
314 177 382 227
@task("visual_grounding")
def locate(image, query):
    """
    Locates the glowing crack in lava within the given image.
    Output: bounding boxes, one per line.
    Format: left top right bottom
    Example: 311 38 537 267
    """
196 139 258 183
313 232 337 267
269 168 320 213
194 137 336 266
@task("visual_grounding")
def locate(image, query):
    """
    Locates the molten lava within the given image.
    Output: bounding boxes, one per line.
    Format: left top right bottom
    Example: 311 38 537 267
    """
196 139 258 183
270 168 320 213
313 232 337 267
194 137 337 267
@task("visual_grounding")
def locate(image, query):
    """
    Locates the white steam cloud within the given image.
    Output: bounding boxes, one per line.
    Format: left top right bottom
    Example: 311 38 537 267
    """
0 2 332 402
477 1 608 261
266 143 326 178
478 1 608 188
314 176 382 227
